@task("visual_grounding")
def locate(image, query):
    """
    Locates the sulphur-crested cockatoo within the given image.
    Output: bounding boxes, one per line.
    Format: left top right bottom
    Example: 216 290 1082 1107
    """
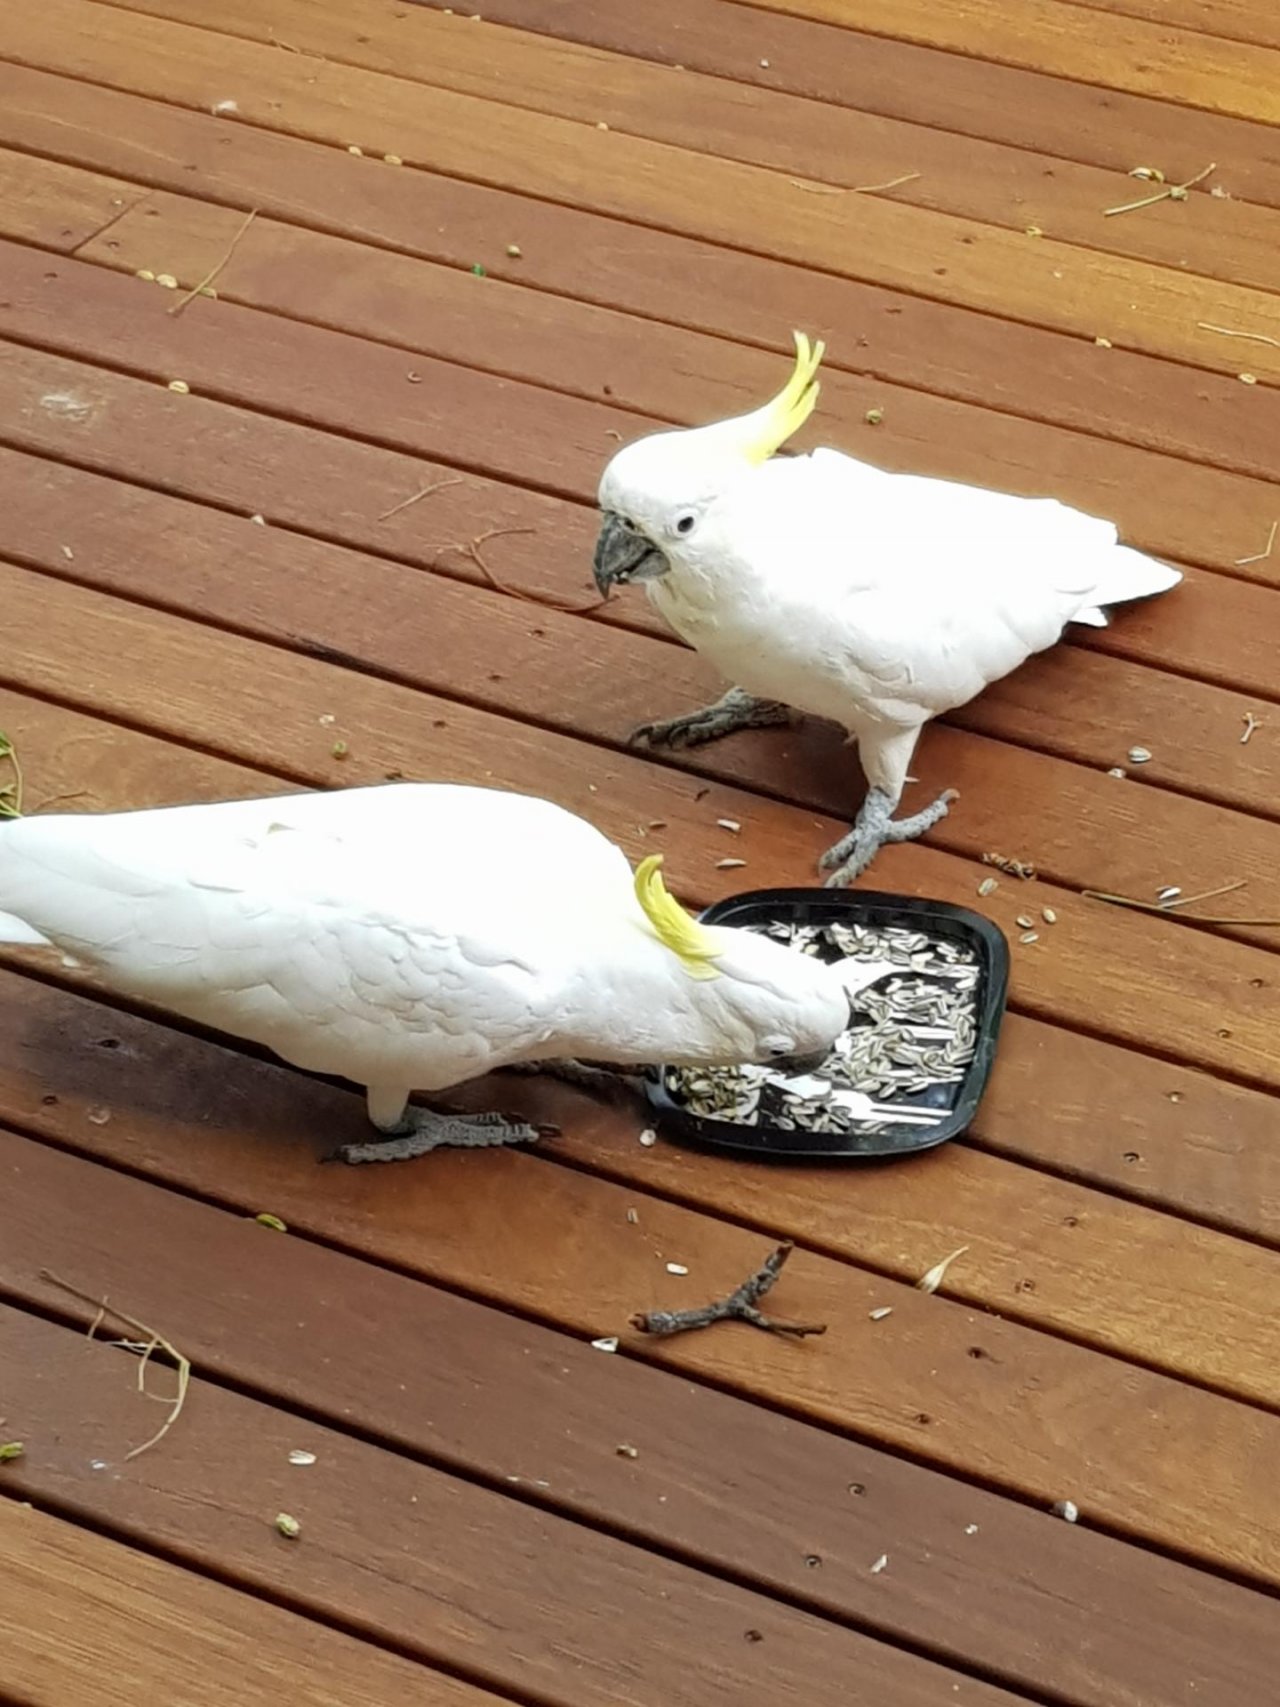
592 334 1182 884
0 781 878 1162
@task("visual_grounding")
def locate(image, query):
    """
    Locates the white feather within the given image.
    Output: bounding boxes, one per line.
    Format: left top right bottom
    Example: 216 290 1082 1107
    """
0 783 853 1097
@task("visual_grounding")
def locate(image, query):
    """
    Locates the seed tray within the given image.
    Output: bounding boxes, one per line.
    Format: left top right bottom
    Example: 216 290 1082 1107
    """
645 888 1010 1160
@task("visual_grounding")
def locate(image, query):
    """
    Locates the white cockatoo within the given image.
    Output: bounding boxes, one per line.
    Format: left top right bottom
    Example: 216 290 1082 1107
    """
592 334 1182 883
0 781 874 1162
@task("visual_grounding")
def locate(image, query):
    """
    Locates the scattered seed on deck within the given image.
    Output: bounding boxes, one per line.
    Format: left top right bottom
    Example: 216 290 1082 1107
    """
383 153 403 165
136 268 156 281
717 818 741 832
254 1212 288 1231
250 513 266 525
212 99 239 115
1107 767 1127 778
864 407 884 425
1239 372 1258 385
1094 336 1112 347
506 243 523 257
591 1336 619 1353
977 877 998 897
1016 914 1034 929
1053 1499 1080 1523
869 1306 893 1321
965 1523 979 1535
1020 931 1040 945
330 741 349 759
61 546 74 561
666 1262 689 1276
1023 225 1043 238
87 1107 111 1126
1157 886 1181 905
870 1554 889 1574
626 1208 639 1225
716 857 747 869
347 144 364 156
288 1449 317 1466
275 1512 302 1539
1127 746 1152 764
616 1442 639 1458
1042 908 1057 924
638 1128 657 1147
166 380 190 394
156 273 178 289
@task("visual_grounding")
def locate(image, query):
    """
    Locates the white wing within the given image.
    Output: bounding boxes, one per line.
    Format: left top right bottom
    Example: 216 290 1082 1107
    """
0 783 632 1089
696 449 1178 719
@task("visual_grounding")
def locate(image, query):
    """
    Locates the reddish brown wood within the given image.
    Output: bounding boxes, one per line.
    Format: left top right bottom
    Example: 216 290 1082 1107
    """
90 0 1280 292
5 1299 1278 1706
3 1120 1279 1588
399 0 1280 207
742 0 1280 121
6 1 1280 377
0 1498 494 1706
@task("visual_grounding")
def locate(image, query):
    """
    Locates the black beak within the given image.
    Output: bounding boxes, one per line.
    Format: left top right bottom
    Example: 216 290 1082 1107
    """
592 512 669 599
778 1048 831 1075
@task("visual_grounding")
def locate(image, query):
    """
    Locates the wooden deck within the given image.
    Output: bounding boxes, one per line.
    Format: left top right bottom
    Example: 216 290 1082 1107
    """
0 1 1278 1700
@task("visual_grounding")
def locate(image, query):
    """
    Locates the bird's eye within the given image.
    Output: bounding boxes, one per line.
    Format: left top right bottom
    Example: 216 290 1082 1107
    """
675 512 697 536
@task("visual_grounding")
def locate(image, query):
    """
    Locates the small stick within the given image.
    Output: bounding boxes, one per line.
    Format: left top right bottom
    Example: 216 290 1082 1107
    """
1198 323 1280 351
1234 520 1277 567
1165 879 1247 909
377 475 463 523
630 1241 827 1340
1241 712 1260 745
168 208 258 316
41 1270 191 1459
440 528 607 615
1082 884 1280 925
1104 161 1215 217
850 171 920 194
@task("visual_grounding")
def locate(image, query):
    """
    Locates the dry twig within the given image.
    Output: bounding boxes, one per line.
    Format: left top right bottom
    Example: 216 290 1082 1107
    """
42 1270 191 1459
1104 162 1215 217
851 171 920 194
168 208 259 316
440 528 607 614
1234 520 1277 567
630 1241 827 1340
1082 879 1280 927
1198 322 1280 351
377 475 463 523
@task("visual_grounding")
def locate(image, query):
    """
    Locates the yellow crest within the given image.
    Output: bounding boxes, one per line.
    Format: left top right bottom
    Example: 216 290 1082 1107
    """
633 854 723 980
738 329 825 465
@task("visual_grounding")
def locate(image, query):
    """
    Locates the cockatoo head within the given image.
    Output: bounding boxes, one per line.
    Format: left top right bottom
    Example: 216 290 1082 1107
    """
593 332 825 598
632 854 858 1072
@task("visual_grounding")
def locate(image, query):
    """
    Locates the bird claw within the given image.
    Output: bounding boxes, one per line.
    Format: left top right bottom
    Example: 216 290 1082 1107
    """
819 786 957 884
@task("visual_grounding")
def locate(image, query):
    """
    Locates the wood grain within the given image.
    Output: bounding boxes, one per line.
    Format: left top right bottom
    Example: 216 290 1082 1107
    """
5 1298 1277 1706
0 1496 494 1706
401 0 1280 208
7 0 1280 379
738 0 1280 121
3 1121 1279 1587
90 0 1280 292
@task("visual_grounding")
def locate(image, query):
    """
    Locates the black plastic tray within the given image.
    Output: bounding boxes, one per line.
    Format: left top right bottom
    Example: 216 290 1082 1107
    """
644 887 1010 1161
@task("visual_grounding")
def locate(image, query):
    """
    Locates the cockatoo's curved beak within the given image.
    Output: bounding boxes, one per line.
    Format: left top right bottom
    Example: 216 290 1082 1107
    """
593 511 669 598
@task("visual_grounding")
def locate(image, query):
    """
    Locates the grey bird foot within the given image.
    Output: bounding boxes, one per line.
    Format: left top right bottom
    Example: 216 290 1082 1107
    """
329 1108 559 1165
820 786 958 887
630 686 794 751
505 1059 646 1095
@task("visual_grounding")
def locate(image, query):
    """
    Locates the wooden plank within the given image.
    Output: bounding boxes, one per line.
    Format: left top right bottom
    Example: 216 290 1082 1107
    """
4 438 1280 973
92 0 1280 294
2 554 1280 1092
63 169 1280 494
4 1100 1280 1584
7 1 1280 380
6 236 1280 611
1040 0 1280 50
7 85 1280 507
2 682 1274 1246
0 145 139 251
6 1298 1278 1707
403 0 1280 209
741 0 1280 122
0 1498 492 1707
